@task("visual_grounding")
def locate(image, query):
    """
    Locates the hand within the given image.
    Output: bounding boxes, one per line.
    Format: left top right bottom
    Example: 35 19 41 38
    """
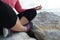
34 5 42 10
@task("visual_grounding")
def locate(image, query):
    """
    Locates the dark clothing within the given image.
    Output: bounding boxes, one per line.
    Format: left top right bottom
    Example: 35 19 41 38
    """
0 1 17 29
0 1 17 35
18 9 37 22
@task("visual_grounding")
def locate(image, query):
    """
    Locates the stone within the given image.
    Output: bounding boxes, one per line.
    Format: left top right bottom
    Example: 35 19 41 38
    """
32 11 60 40
0 32 36 40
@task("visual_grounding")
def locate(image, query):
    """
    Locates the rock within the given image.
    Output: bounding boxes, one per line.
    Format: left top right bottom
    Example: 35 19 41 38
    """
5 32 36 40
0 32 36 40
32 11 60 40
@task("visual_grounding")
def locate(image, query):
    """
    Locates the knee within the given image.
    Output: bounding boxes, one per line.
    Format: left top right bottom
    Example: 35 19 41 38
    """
27 9 37 17
25 9 37 21
29 9 37 18
32 9 37 17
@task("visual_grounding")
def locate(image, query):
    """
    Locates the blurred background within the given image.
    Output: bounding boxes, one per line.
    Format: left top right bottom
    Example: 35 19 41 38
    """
36 0 60 16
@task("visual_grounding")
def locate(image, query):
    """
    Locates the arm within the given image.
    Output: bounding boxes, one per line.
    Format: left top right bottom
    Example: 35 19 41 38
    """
15 0 25 13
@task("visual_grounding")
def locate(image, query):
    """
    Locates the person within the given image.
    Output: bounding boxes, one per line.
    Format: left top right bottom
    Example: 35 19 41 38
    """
1 0 42 37
0 0 25 35
1 0 42 26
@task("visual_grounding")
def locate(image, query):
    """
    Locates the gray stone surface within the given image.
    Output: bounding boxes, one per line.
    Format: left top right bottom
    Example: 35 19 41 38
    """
0 32 36 40
32 11 60 40
0 36 5 40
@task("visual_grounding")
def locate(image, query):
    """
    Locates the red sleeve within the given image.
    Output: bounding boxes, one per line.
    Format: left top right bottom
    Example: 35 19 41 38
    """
15 0 25 13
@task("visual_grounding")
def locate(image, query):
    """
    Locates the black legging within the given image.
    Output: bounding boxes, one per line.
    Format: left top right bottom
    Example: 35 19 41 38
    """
17 9 37 22
0 1 17 35
0 1 17 29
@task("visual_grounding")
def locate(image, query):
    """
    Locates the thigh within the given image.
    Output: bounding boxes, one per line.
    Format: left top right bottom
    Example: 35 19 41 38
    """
0 1 17 29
